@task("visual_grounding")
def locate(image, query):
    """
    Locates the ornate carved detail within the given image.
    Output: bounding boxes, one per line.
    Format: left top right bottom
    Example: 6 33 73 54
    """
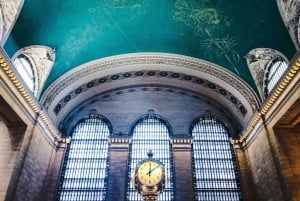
41 53 259 117
246 48 289 100
277 0 300 50
12 45 56 97
0 0 20 45
52 70 248 117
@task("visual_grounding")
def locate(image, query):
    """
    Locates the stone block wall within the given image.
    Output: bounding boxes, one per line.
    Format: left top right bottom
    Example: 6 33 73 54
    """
247 128 285 201
274 125 300 200
9 127 54 201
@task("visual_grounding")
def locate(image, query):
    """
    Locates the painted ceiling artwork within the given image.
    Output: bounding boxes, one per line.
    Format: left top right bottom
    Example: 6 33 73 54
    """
5 0 296 91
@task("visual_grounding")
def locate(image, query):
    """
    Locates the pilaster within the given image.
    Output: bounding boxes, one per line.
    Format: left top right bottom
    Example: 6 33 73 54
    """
171 137 194 201
106 136 131 201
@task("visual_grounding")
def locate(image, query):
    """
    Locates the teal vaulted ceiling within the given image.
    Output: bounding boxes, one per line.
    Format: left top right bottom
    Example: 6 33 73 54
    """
4 0 296 92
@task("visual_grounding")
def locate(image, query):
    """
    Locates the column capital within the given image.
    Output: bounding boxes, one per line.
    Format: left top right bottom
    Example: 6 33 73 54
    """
170 137 192 150
170 137 192 144
109 136 132 150
109 136 132 144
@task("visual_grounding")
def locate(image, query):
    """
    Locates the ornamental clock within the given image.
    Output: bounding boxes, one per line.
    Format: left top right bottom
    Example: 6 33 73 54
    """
132 151 167 201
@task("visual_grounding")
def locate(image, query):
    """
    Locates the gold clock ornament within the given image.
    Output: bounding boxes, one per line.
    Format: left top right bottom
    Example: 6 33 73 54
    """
132 150 167 201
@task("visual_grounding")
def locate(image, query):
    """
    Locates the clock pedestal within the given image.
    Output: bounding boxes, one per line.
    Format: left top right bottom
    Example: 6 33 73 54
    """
142 194 158 201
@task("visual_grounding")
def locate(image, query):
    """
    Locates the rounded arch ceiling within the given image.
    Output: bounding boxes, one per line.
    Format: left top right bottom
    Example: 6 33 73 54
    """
4 0 296 92
41 53 260 136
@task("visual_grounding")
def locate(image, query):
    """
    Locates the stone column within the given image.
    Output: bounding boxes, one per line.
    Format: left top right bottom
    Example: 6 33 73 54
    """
171 137 194 201
106 136 131 201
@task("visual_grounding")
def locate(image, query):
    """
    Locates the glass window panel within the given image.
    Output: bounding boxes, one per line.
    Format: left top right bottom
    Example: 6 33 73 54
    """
192 116 242 201
57 115 111 201
126 116 174 201
13 55 35 93
265 57 288 96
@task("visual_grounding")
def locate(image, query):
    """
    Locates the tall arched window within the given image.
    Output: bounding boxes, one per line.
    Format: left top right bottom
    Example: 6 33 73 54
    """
126 115 174 201
191 116 242 201
57 115 111 201
264 57 288 96
13 54 36 94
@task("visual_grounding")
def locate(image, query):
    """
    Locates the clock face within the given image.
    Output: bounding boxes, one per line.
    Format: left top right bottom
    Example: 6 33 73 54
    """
137 161 163 186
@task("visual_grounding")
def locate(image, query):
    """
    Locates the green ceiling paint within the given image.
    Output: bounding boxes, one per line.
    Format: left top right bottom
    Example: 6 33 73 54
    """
5 0 296 92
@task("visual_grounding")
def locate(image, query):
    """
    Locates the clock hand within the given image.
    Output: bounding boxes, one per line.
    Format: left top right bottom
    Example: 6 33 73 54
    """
146 165 160 175
146 163 152 176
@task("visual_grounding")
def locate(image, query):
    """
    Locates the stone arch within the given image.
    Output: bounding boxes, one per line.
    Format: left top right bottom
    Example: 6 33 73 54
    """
246 48 289 101
276 0 300 50
12 45 56 97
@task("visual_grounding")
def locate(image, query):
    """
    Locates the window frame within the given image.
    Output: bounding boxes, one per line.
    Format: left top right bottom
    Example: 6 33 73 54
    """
56 114 112 201
13 54 38 96
191 116 243 201
263 56 288 97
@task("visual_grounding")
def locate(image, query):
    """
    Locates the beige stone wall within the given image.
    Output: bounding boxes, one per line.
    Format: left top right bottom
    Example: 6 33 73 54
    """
275 126 300 200
247 128 286 201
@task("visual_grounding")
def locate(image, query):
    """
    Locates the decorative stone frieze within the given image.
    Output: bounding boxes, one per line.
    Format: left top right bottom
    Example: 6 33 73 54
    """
12 45 56 98
41 53 260 129
277 0 300 50
246 48 289 100
0 0 23 46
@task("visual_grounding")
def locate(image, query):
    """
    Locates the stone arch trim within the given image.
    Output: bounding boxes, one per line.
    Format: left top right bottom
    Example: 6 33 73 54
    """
41 53 260 128
0 0 24 46
12 45 56 98
246 48 289 101
276 0 300 50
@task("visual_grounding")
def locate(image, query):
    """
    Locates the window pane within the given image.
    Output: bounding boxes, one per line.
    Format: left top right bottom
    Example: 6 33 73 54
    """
265 57 288 96
57 115 110 201
192 117 242 201
127 116 174 201
13 55 35 92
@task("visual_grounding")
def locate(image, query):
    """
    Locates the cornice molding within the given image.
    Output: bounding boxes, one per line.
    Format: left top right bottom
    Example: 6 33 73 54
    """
41 53 260 127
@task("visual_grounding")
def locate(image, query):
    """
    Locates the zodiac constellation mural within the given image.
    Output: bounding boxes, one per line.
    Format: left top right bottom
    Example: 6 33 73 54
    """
173 0 241 74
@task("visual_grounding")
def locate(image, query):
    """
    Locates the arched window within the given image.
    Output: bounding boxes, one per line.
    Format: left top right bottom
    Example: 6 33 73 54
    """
191 116 242 201
264 57 288 96
13 54 36 94
57 115 111 201
126 115 174 201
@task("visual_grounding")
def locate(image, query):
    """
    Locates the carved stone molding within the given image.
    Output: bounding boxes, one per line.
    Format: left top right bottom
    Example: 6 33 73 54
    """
277 0 300 50
246 48 289 100
0 0 23 46
52 70 249 119
12 45 56 98
41 53 260 127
